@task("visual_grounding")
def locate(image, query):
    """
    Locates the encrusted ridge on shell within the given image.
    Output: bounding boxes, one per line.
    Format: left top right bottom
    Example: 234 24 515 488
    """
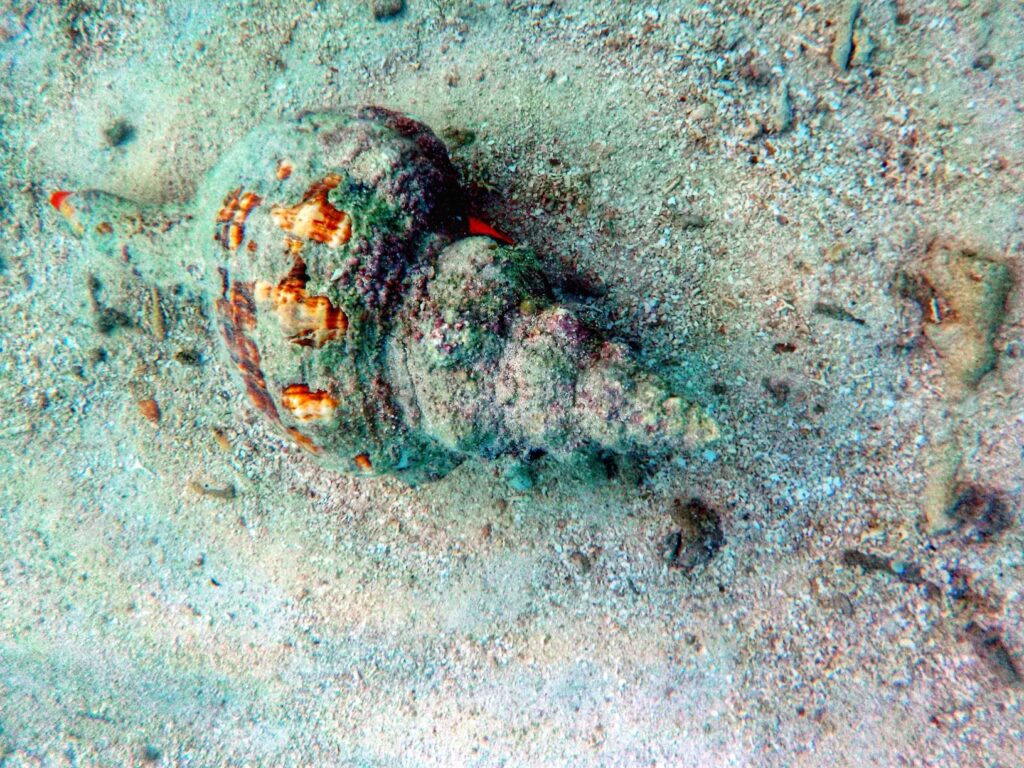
214 276 275 421
215 188 262 251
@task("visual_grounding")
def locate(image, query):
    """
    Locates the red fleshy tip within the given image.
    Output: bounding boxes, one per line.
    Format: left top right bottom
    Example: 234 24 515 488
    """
468 216 513 245
49 190 72 210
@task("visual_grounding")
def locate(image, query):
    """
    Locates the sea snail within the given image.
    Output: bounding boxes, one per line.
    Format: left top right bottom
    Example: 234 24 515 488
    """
51 106 716 484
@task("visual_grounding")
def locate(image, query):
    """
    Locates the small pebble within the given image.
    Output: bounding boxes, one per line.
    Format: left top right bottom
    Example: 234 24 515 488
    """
174 348 203 366
369 0 404 21
441 126 476 148
503 461 534 491
188 479 236 500
569 551 592 574
762 376 791 406
948 486 1013 541
664 497 724 573
831 1 862 71
137 398 161 424
211 427 231 452
965 621 1021 686
94 306 132 334
973 53 995 71
813 301 866 326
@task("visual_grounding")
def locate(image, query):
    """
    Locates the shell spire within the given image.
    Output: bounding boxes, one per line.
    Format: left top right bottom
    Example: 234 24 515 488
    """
390 237 717 474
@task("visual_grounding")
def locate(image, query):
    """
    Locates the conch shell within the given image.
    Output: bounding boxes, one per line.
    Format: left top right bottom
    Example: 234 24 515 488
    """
50 106 716 484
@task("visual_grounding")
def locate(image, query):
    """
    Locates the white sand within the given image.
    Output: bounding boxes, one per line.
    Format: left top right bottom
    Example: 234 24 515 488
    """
1 1 1021 765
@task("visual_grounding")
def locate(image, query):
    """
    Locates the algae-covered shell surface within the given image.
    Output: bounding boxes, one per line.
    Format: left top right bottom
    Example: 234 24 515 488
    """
199 107 468 478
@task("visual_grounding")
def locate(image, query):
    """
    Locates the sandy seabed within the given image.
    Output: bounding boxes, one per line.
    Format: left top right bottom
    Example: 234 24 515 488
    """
1 1 1022 766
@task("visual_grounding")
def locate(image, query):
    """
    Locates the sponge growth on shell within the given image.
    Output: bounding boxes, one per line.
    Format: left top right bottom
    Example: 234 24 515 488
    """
52 106 716 483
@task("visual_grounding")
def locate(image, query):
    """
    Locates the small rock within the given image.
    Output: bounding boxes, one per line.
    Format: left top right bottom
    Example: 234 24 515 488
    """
965 622 1021 687
662 531 683 563
761 376 791 406
841 549 940 598
441 126 476 148
841 549 892 574
369 0 404 20
94 306 132 334
676 212 709 230
103 119 135 147
813 301 865 326
142 745 162 763
769 84 793 134
503 461 534 491
739 118 763 141
973 53 995 71
187 479 236 500
569 551 592 574
688 103 713 122
823 242 850 264
850 27 874 68
831 1 862 71
665 498 724 573
174 348 203 366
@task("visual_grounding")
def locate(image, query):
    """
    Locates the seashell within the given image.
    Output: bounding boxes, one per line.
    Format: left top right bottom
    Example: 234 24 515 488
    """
50 106 716 484
137 397 161 424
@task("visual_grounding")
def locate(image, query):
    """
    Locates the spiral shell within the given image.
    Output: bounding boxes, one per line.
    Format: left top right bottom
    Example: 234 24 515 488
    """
51 107 716 484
